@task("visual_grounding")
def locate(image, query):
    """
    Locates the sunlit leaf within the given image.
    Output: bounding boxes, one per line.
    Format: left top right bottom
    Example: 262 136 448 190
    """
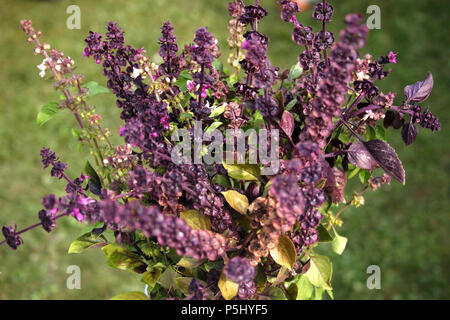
305 254 333 290
222 162 261 181
221 190 249 215
180 210 211 230
218 271 239 300
110 291 149 300
68 232 107 254
85 81 109 98
269 235 297 269
102 244 144 271
36 102 59 126
331 232 348 255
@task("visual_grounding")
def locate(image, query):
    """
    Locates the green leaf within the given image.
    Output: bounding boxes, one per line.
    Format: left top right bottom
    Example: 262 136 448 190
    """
313 287 324 300
178 70 192 80
174 277 194 295
37 102 60 126
227 74 239 86
317 224 333 242
102 244 144 271
338 131 351 144
142 269 162 289
209 104 226 118
285 98 297 111
269 235 297 269
85 81 109 98
326 289 334 300
221 190 249 215
375 124 387 141
347 166 360 179
305 254 333 290
71 128 82 140
174 70 192 92
246 110 265 130
275 90 284 109
180 210 211 230
211 174 230 189
218 271 239 300
158 267 180 291
212 59 224 72
68 232 108 254
285 283 298 300
367 125 377 140
359 169 371 184
179 112 194 121
260 287 287 300
295 275 314 300
176 256 204 270
205 121 223 134
288 62 303 81
222 162 261 181
110 291 149 300
331 232 348 255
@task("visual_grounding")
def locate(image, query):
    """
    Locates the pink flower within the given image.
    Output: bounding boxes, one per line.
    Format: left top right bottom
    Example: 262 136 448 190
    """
161 115 170 130
77 196 94 206
242 39 250 50
388 51 397 64
187 80 196 92
119 126 126 136
71 208 84 222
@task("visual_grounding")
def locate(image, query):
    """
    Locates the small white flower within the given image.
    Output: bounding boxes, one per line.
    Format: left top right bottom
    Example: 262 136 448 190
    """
131 67 143 79
356 71 366 81
37 59 47 78
367 110 376 119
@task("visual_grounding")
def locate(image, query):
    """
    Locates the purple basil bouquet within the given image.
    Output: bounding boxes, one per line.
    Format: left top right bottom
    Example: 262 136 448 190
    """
1 0 440 300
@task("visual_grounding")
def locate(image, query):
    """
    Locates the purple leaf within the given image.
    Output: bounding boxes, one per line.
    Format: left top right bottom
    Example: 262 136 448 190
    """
347 142 377 170
364 139 405 184
280 111 295 138
401 123 418 146
404 72 434 103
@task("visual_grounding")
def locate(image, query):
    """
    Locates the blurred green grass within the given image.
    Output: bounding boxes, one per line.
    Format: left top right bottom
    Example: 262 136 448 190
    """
0 0 448 299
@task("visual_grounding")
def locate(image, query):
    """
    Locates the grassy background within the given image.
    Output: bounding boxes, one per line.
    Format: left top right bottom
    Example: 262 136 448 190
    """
0 0 448 299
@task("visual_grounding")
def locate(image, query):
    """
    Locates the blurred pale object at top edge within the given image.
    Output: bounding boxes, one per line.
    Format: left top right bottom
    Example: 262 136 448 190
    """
292 0 319 10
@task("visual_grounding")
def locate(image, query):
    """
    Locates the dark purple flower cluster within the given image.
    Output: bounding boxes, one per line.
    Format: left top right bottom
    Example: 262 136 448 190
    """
299 12 368 148
2 225 23 250
238 280 257 299
239 2 268 26
189 27 220 119
158 21 180 78
40 147 67 179
224 256 256 283
99 199 226 260
233 3 280 117
411 105 441 132
84 22 171 159
313 2 334 22
278 0 299 22
186 279 208 300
